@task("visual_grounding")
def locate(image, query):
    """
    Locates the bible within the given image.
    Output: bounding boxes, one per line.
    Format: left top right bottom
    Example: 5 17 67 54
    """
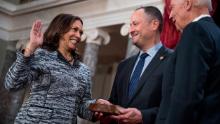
89 103 124 115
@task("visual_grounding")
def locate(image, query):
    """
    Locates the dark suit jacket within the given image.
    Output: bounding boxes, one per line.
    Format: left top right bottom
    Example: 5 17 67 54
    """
109 46 172 124
156 17 220 124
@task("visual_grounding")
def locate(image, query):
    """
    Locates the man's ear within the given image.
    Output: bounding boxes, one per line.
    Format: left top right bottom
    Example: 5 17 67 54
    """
151 19 160 31
184 0 193 10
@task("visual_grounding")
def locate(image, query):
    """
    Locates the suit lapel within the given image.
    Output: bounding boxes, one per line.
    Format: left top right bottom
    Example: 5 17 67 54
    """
127 46 167 106
121 53 139 106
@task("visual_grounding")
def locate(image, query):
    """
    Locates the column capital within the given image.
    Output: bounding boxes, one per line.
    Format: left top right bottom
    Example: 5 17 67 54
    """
16 39 28 50
84 28 110 45
120 23 130 36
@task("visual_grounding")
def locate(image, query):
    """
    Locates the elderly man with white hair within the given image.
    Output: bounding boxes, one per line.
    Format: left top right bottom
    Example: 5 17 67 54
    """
155 0 220 124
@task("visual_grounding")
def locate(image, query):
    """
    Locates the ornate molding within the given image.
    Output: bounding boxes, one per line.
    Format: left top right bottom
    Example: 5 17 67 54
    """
15 38 28 50
120 23 130 36
0 0 82 16
0 0 163 41
85 29 110 45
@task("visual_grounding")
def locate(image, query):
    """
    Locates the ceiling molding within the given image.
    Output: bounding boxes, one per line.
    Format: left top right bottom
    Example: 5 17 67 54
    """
83 0 164 29
0 0 163 41
0 0 83 16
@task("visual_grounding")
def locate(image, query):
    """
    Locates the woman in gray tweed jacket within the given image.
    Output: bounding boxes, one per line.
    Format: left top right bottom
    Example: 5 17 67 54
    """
4 13 109 124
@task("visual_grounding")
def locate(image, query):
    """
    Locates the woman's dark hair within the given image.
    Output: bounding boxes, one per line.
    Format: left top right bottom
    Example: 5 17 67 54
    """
42 13 83 60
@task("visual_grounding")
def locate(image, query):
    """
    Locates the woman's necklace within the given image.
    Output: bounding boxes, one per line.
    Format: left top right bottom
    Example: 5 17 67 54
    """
57 49 74 63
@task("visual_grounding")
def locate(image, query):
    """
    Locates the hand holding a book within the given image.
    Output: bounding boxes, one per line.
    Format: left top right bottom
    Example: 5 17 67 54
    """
110 108 143 124
91 99 112 120
89 101 143 124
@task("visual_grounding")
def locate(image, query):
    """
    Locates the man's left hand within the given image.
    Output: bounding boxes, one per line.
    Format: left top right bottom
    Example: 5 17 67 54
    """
110 108 142 124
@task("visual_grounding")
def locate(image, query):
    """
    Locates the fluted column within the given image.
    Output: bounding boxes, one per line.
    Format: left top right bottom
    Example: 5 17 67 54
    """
83 28 110 76
120 23 139 58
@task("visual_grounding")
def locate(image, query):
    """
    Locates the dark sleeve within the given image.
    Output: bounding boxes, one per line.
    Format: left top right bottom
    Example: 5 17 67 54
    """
109 63 122 105
165 23 214 124
141 107 158 124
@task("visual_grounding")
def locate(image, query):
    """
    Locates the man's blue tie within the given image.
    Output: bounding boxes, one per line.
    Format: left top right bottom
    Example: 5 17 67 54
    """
128 53 148 99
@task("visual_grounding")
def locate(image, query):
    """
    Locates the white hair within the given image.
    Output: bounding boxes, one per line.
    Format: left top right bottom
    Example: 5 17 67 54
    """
194 0 212 11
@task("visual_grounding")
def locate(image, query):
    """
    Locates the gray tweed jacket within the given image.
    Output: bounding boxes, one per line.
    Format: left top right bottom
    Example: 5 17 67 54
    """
4 48 95 124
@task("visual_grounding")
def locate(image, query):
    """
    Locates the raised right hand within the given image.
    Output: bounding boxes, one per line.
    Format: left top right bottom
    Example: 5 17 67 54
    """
25 20 43 56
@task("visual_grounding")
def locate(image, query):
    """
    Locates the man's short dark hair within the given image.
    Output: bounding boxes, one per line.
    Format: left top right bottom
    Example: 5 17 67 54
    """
136 6 163 33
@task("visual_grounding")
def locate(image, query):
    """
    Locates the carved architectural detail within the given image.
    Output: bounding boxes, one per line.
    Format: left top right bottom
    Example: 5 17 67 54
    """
83 29 110 76
15 39 28 50
120 23 130 36
120 23 139 58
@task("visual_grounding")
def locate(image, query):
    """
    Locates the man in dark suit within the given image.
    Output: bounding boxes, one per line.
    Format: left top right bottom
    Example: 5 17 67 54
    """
156 0 220 124
100 6 171 124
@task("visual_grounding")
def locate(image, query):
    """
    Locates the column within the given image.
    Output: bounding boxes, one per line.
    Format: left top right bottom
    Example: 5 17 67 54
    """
77 29 110 124
83 28 110 77
120 23 139 58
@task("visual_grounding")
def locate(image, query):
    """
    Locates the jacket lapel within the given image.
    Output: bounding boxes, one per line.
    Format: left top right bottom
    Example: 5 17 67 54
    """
126 46 167 106
121 53 139 106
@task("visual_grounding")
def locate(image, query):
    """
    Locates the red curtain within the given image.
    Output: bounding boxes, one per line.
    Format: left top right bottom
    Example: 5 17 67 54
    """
212 0 220 27
211 0 218 15
160 0 180 49
161 0 219 49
